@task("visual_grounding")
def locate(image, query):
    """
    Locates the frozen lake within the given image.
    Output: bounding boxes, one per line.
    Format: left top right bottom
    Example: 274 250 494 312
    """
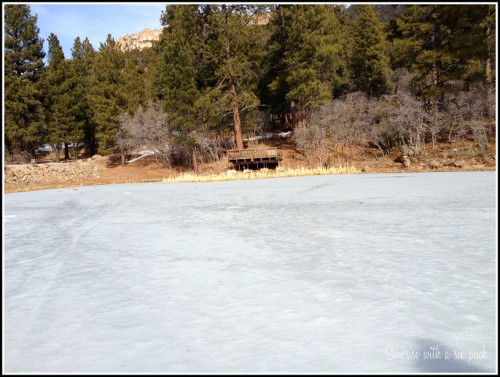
3 171 497 373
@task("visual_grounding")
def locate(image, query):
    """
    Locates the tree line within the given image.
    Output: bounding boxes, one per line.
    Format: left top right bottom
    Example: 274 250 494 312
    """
4 4 495 167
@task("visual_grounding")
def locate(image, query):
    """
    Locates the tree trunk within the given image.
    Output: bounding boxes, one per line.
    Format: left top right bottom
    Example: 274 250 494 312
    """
290 100 296 129
229 74 244 150
64 142 70 160
121 148 126 166
91 138 96 156
483 24 492 119
484 24 492 83
192 148 199 175
55 143 60 163
84 141 89 157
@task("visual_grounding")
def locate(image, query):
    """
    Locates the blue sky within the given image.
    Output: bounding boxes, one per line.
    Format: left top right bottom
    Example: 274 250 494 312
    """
29 3 167 58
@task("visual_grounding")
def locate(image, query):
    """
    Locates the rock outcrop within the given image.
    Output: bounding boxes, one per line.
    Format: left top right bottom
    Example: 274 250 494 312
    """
117 28 162 51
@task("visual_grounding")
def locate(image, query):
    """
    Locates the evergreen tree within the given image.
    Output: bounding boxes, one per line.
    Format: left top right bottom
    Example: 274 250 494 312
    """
153 4 203 118
135 46 158 103
155 5 267 154
71 37 98 156
350 5 392 97
262 5 289 124
40 33 76 161
267 5 349 127
153 5 203 167
390 5 495 102
88 35 127 155
122 49 149 113
448 5 496 88
4 4 46 159
196 4 266 149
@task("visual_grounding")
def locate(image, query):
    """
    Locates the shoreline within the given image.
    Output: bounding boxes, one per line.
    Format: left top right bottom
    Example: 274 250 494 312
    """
4 164 496 194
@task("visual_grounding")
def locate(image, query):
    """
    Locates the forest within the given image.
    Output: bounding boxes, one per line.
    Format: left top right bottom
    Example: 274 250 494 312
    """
4 4 496 170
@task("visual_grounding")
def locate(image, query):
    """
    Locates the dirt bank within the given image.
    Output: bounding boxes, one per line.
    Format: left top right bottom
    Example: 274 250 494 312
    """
4 138 496 194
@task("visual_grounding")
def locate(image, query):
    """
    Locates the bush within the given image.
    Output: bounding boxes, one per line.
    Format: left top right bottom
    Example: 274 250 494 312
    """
5 150 32 165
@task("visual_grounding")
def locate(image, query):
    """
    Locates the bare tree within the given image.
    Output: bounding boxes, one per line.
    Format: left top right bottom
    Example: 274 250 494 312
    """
387 93 427 155
364 98 396 157
291 80 494 165
425 103 445 149
305 92 371 162
293 122 327 167
194 131 229 172
470 120 488 162
117 112 137 166
117 101 173 167
341 92 371 154
443 85 492 145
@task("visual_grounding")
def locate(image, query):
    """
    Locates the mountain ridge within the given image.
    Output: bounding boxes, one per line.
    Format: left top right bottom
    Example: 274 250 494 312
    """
116 27 162 51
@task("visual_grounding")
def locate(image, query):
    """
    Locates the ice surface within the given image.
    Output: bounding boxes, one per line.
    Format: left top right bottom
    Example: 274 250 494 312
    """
3 172 497 373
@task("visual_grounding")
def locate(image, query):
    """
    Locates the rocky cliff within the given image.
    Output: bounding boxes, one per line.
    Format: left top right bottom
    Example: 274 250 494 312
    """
117 28 162 51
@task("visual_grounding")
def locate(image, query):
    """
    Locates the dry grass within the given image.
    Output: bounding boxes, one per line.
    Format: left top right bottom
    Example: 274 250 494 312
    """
162 165 359 183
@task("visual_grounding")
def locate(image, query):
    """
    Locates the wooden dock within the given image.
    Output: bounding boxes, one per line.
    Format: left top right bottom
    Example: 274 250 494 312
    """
228 147 281 170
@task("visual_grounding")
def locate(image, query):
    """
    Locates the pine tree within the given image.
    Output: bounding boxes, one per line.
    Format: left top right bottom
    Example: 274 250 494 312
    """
262 5 290 124
4 4 46 159
153 5 201 126
71 37 98 156
390 5 495 102
196 5 266 149
135 46 158 103
88 35 127 155
122 49 149 113
154 5 267 155
350 5 392 97
267 5 349 127
153 5 203 168
447 5 496 88
40 33 75 161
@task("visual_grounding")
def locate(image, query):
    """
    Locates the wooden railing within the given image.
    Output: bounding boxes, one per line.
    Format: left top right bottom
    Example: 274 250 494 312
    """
228 147 281 162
